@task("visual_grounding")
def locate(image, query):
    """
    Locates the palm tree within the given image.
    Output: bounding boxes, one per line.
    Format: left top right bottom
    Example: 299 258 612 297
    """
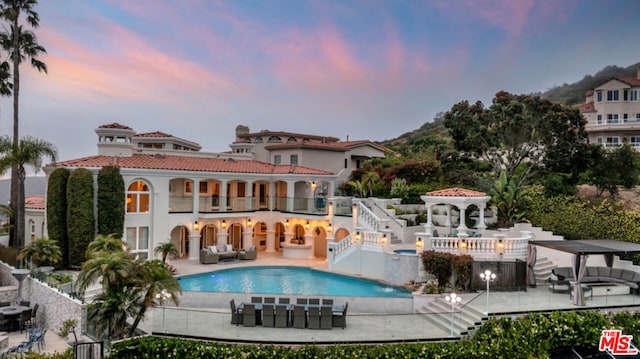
17 236 61 267
129 259 181 336
154 242 179 263
0 0 47 251
85 233 126 259
0 135 56 249
361 170 380 197
88 287 139 340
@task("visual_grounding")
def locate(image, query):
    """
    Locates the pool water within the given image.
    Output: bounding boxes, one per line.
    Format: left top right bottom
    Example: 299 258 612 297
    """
394 249 417 254
178 266 412 298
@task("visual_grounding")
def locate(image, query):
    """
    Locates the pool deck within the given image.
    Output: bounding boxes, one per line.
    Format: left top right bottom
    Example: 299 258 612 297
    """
139 251 640 344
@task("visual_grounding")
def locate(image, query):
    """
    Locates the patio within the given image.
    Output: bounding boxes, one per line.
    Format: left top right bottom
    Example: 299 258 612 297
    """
140 251 640 343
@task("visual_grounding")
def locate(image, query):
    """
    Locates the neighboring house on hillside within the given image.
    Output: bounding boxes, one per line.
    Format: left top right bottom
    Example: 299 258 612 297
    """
25 195 45 242
580 67 640 149
231 125 392 184
42 123 348 262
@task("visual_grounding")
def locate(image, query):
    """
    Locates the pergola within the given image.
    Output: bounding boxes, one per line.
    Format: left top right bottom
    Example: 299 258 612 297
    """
530 239 640 305
420 187 492 236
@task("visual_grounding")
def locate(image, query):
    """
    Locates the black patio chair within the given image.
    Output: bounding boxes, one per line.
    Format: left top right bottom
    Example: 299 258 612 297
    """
307 306 320 329
229 299 243 326
278 297 290 304
308 298 320 305
251 296 262 304
320 306 333 330
0 302 10 307
296 298 307 305
242 304 256 327
332 302 348 329
0 313 10 331
19 309 32 333
264 297 275 304
292 305 306 329
322 298 333 305
275 304 289 328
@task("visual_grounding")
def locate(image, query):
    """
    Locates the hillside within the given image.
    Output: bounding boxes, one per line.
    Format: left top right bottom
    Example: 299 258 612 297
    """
379 62 640 150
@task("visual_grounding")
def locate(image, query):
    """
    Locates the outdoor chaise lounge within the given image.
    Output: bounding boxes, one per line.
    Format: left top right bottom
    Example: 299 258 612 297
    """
550 266 640 294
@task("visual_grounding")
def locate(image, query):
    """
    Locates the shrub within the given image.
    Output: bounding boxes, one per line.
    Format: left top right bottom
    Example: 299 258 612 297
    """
47 168 70 268
67 168 95 267
421 250 453 287
97 166 125 237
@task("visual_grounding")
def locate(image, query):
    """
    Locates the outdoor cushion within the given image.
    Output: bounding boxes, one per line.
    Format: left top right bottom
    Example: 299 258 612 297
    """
209 246 218 253
622 270 636 281
217 243 227 252
597 267 611 277
611 268 624 279
553 267 574 281
632 272 640 282
587 267 600 277
227 244 234 252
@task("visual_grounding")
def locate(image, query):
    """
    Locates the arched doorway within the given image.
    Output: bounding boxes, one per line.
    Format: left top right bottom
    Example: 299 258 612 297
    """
170 225 190 258
291 224 305 244
228 223 244 249
334 228 350 242
275 222 285 250
313 226 327 258
253 222 267 251
200 225 218 249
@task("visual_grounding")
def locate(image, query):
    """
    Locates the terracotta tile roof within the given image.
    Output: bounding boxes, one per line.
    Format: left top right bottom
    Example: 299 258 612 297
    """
135 131 172 138
579 101 596 113
425 187 487 197
239 130 340 143
25 195 45 210
99 123 133 130
618 76 640 87
265 140 390 153
52 154 333 175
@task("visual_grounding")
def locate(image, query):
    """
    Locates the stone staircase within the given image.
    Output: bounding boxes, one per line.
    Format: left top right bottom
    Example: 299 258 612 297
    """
417 297 486 337
533 256 556 286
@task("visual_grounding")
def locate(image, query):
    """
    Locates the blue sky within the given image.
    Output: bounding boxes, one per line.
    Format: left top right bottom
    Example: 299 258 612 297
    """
1 0 639 162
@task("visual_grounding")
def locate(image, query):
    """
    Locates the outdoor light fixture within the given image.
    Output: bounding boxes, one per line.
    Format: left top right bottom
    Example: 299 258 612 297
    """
193 221 199 231
306 220 310 229
327 222 332 232
311 181 317 190
355 231 361 241
247 218 252 227
416 237 424 249
285 219 289 227
497 239 504 253
155 289 172 334
222 220 227 228
460 239 467 250
479 269 497 315
444 292 462 336
381 234 387 246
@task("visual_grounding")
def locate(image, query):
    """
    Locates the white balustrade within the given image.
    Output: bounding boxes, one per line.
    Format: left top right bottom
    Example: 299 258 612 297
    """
428 235 530 260
357 202 380 231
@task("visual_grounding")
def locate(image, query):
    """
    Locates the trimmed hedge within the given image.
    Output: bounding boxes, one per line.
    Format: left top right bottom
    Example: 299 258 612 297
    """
47 168 70 268
67 168 95 267
97 166 125 237
108 311 629 359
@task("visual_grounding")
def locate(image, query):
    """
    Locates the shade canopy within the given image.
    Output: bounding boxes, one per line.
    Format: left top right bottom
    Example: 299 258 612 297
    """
530 240 640 256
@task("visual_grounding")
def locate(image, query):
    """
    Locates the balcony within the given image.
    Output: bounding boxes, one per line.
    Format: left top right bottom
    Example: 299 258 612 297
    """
168 195 328 215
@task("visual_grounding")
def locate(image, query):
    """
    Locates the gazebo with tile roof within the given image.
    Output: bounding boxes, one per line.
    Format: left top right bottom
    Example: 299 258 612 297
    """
420 187 492 236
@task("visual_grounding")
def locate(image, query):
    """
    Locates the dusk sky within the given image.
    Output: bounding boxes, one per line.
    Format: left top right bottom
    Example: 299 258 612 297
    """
1 0 639 163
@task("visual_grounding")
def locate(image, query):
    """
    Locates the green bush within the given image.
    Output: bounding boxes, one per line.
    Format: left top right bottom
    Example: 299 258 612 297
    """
47 168 70 268
421 250 453 286
97 166 125 237
0 244 17 266
67 168 95 267
107 311 634 358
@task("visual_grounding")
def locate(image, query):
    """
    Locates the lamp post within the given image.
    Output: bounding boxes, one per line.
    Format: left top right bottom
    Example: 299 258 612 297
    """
479 269 496 315
155 289 172 334
444 292 462 336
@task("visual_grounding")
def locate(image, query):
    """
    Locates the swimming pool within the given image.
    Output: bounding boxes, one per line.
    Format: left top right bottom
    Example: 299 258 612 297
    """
394 249 417 255
178 266 412 298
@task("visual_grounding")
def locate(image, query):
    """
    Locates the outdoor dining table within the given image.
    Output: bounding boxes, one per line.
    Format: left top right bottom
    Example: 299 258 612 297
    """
0 305 30 331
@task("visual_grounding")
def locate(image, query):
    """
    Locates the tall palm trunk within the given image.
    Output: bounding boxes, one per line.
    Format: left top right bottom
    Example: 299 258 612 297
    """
11 14 22 249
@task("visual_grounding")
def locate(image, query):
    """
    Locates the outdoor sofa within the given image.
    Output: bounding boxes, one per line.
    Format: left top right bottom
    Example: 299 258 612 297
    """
549 266 640 294
239 246 257 260
199 243 238 264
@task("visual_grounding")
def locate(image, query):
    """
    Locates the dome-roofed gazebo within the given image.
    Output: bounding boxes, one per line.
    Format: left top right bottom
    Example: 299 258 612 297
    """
420 187 492 236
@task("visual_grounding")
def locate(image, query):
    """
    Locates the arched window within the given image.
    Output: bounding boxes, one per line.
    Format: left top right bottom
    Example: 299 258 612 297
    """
29 220 35 241
127 180 150 213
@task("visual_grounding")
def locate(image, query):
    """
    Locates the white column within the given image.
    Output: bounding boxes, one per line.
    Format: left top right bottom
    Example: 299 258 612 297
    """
305 234 315 259
219 179 228 211
269 181 276 210
457 205 468 235
189 233 199 261
192 179 199 214
266 229 276 253
243 225 253 249
286 181 295 211
477 205 487 231
246 181 254 211
424 204 433 233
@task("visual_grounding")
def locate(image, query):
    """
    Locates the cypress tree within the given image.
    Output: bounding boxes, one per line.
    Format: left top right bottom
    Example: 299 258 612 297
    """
46 167 70 267
97 166 125 237
66 168 95 267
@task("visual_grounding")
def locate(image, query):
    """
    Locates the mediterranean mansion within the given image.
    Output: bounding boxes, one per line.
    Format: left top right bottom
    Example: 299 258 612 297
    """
30 123 390 262
581 66 640 149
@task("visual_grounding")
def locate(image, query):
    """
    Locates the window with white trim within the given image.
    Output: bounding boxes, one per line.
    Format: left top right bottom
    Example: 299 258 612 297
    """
126 226 149 259
607 90 619 101
624 89 629 101
606 114 619 124
274 155 281 164
605 137 620 147
623 113 628 122
631 90 638 102
597 114 602 124
290 154 298 164
127 180 150 213
596 137 603 144
630 137 640 147
596 90 603 102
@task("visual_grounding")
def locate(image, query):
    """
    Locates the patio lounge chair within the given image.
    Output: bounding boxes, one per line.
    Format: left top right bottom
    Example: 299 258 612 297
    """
262 304 275 327
199 249 219 264
275 305 289 328
332 302 348 329
242 304 256 327
320 306 332 330
308 306 320 329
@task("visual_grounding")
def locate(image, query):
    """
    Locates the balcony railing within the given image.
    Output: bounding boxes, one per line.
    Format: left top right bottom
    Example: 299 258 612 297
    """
168 195 328 215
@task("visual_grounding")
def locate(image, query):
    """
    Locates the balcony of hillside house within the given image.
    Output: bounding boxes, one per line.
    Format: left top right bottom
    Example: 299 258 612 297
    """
168 195 329 215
